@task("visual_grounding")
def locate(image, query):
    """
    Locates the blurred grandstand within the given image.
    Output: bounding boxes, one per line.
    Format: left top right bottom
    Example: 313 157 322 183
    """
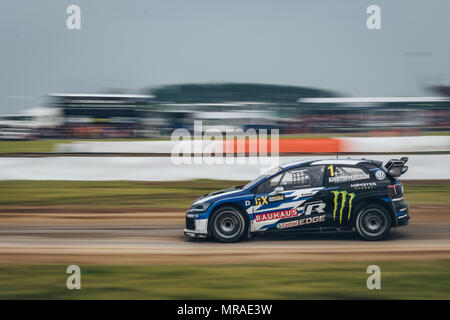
48 93 156 139
0 83 449 140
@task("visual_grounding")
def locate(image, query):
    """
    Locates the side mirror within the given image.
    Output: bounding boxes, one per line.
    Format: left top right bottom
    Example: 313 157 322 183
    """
401 166 408 174
271 186 284 195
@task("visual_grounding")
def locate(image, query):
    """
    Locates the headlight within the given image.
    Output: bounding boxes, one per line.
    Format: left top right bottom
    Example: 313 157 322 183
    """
190 202 211 212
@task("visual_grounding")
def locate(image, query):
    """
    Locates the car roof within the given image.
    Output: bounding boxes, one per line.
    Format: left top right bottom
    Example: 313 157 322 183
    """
280 158 378 170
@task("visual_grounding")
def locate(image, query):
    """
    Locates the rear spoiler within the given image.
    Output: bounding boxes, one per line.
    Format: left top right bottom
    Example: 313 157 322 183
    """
384 157 409 177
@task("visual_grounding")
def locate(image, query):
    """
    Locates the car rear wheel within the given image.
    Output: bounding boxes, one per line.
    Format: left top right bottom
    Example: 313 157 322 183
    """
355 204 392 241
210 206 247 243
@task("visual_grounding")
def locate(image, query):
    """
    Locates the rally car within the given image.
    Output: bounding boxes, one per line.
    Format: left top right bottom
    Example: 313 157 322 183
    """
184 157 409 242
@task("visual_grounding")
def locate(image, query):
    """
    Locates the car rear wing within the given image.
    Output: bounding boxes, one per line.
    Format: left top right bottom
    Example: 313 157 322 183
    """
384 157 409 177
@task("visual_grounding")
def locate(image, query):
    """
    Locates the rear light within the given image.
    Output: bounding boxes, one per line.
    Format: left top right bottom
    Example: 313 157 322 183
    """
388 184 403 198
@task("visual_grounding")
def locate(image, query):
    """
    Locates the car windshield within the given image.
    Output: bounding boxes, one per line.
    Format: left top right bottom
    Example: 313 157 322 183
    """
243 166 282 190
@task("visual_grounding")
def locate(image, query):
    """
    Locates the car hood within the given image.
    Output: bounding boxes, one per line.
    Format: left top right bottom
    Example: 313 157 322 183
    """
192 186 246 205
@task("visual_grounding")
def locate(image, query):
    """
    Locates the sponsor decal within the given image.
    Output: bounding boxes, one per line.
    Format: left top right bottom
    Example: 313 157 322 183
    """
304 201 326 215
331 191 355 224
375 170 386 180
268 194 285 202
255 196 268 205
299 215 326 226
277 220 299 229
351 182 377 190
255 208 298 222
277 215 326 229
256 195 285 205
328 173 370 183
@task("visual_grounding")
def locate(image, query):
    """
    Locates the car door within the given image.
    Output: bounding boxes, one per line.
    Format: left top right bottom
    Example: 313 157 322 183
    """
323 164 372 228
252 165 327 232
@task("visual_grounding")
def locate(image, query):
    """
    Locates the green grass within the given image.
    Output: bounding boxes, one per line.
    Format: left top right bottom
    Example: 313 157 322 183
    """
0 260 448 299
0 180 448 210
0 139 66 153
0 180 246 209
402 183 450 206
0 138 173 153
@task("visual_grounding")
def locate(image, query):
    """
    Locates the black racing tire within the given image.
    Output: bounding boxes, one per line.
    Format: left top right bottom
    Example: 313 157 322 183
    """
209 206 248 243
355 204 392 241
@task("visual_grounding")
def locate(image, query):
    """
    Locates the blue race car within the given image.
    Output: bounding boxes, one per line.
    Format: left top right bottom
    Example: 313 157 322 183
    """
184 158 410 242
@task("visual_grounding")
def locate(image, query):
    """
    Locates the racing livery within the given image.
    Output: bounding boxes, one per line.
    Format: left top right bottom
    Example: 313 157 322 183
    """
184 157 410 242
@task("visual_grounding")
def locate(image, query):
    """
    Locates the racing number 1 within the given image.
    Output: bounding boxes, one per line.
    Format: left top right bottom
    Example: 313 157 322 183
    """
328 165 334 177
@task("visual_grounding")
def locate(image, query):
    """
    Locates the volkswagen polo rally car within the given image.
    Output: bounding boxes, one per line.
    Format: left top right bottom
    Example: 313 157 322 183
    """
184 157 409 242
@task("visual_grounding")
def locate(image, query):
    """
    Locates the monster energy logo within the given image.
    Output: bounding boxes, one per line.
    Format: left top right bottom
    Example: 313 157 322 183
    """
331 191 355 224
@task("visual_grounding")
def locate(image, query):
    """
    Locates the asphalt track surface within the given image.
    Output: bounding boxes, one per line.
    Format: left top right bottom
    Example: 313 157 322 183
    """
0 212 449 264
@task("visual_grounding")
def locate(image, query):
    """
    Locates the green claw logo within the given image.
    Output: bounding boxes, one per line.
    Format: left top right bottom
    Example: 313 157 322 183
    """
332 191 355 224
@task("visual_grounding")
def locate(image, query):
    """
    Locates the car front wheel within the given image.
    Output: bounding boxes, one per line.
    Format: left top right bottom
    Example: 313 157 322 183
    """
210 206 247 243
355 204 392 241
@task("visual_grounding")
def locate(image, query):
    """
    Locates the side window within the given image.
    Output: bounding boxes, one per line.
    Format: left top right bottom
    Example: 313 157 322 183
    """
257 165 325 193
256 173 283 194
327 165 370 184
270 173 283 190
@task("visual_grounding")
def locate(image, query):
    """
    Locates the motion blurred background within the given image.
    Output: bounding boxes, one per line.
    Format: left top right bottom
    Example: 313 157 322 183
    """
1 0 450 143
0 0 449 299
2 83 450 140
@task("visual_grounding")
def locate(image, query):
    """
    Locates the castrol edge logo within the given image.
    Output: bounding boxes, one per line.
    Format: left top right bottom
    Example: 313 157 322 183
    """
254 208 298 222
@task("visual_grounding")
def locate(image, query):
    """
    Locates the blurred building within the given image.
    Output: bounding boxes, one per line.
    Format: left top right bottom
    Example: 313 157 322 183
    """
297 96 450 133
432 86 450 97
48 93 155 138
1 83 449 140
148 83 339 134
0 107 63 140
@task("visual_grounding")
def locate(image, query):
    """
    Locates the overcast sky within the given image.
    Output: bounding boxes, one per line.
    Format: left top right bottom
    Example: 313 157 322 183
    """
1 0 449 113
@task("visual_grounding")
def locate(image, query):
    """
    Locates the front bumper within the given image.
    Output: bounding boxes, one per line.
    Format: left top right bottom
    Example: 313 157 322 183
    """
184 229 208 238
184 213 208 238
